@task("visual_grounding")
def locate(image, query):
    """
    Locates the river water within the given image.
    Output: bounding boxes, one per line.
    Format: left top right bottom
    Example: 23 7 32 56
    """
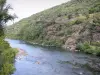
6 39 100 75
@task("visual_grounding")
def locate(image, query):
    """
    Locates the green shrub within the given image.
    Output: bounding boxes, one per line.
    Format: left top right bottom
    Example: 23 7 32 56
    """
19 23 44 40
67 15 86 25
42 39 64 47
67 20 77 25
75 20 83 24
77 42 90 51
92 13 100 26
89 3 100 14
0 37 17 75
77 42 100 56
0 63 15 75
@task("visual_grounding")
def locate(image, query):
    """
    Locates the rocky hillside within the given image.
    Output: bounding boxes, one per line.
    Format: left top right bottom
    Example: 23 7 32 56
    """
6 0 100 55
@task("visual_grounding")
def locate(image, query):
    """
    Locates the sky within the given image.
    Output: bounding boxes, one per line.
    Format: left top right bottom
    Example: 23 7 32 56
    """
7 0 70 25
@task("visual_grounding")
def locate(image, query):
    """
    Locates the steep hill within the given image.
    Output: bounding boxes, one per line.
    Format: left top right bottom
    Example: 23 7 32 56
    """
6 0 100 55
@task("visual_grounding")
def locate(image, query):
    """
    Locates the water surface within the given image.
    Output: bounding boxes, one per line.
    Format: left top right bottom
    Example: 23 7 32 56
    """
6 39 100 75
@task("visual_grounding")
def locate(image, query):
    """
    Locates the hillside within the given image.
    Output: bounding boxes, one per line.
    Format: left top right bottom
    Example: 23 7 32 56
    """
6 0 100 55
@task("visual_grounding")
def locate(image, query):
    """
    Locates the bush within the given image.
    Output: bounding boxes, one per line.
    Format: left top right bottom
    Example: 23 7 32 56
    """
42 39 64 47
19 23 44 40
77 42 100 56
75 15 86 24
67 15 86 25
75 20 83 24
77 42 90 51
0 63 15 75
0 37 17 75
89 3 100 14
67 20 77 25
92 13 100 26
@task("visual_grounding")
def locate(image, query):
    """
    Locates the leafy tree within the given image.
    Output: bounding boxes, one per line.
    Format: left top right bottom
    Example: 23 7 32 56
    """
0 0 15 36
0 0 17 75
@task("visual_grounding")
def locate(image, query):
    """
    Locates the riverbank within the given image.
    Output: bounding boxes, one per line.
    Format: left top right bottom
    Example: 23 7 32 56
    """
6 38 100 56
26 40 100 56
7 39 100 75
18 40 100 74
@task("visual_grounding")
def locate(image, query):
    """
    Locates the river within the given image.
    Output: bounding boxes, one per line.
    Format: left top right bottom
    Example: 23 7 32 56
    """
6 39 100 75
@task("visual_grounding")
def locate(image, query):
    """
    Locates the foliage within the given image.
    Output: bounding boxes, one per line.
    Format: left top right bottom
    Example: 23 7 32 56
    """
19 22 44 40
67 20 77 25
89 2 100 14
0 38 17 75
0 0 15 37
67 16 86 25
42 39 64 47
6 0 100 56
92 13 100 26
0 0 17 75
0 63 15 75
77 42 100 56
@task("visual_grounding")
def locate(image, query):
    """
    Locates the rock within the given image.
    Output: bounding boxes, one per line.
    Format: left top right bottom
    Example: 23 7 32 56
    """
79 72 83 75
87 59 100 72
36 61 40 64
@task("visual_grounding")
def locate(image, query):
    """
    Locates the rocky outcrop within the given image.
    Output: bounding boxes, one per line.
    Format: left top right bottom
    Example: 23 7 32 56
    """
62 25 83 51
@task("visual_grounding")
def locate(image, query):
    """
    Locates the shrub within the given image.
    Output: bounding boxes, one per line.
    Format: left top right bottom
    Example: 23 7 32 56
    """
67 15 86 25
68 14 73 19
77 42 100 56
42 39 64 47
74 15 87 24
67 20 77 25
92 13 100 26
19 23 44 40
89 3 100 14
0 63 15 75
0 37 17 75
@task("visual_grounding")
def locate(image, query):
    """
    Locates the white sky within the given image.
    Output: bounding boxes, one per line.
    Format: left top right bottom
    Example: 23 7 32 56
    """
7 0 70 25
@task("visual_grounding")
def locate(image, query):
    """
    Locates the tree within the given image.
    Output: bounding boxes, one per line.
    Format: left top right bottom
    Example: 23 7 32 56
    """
0 0 15 36
0 1 17 75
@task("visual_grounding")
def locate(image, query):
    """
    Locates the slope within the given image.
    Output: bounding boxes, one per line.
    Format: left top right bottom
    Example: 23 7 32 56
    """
6 0 100 55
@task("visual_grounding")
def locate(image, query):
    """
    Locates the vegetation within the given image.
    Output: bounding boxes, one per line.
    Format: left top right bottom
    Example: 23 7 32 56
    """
0 38 17 75
76 42 100 56
89 2 100 14
0 0 17 75
6 0 100 55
